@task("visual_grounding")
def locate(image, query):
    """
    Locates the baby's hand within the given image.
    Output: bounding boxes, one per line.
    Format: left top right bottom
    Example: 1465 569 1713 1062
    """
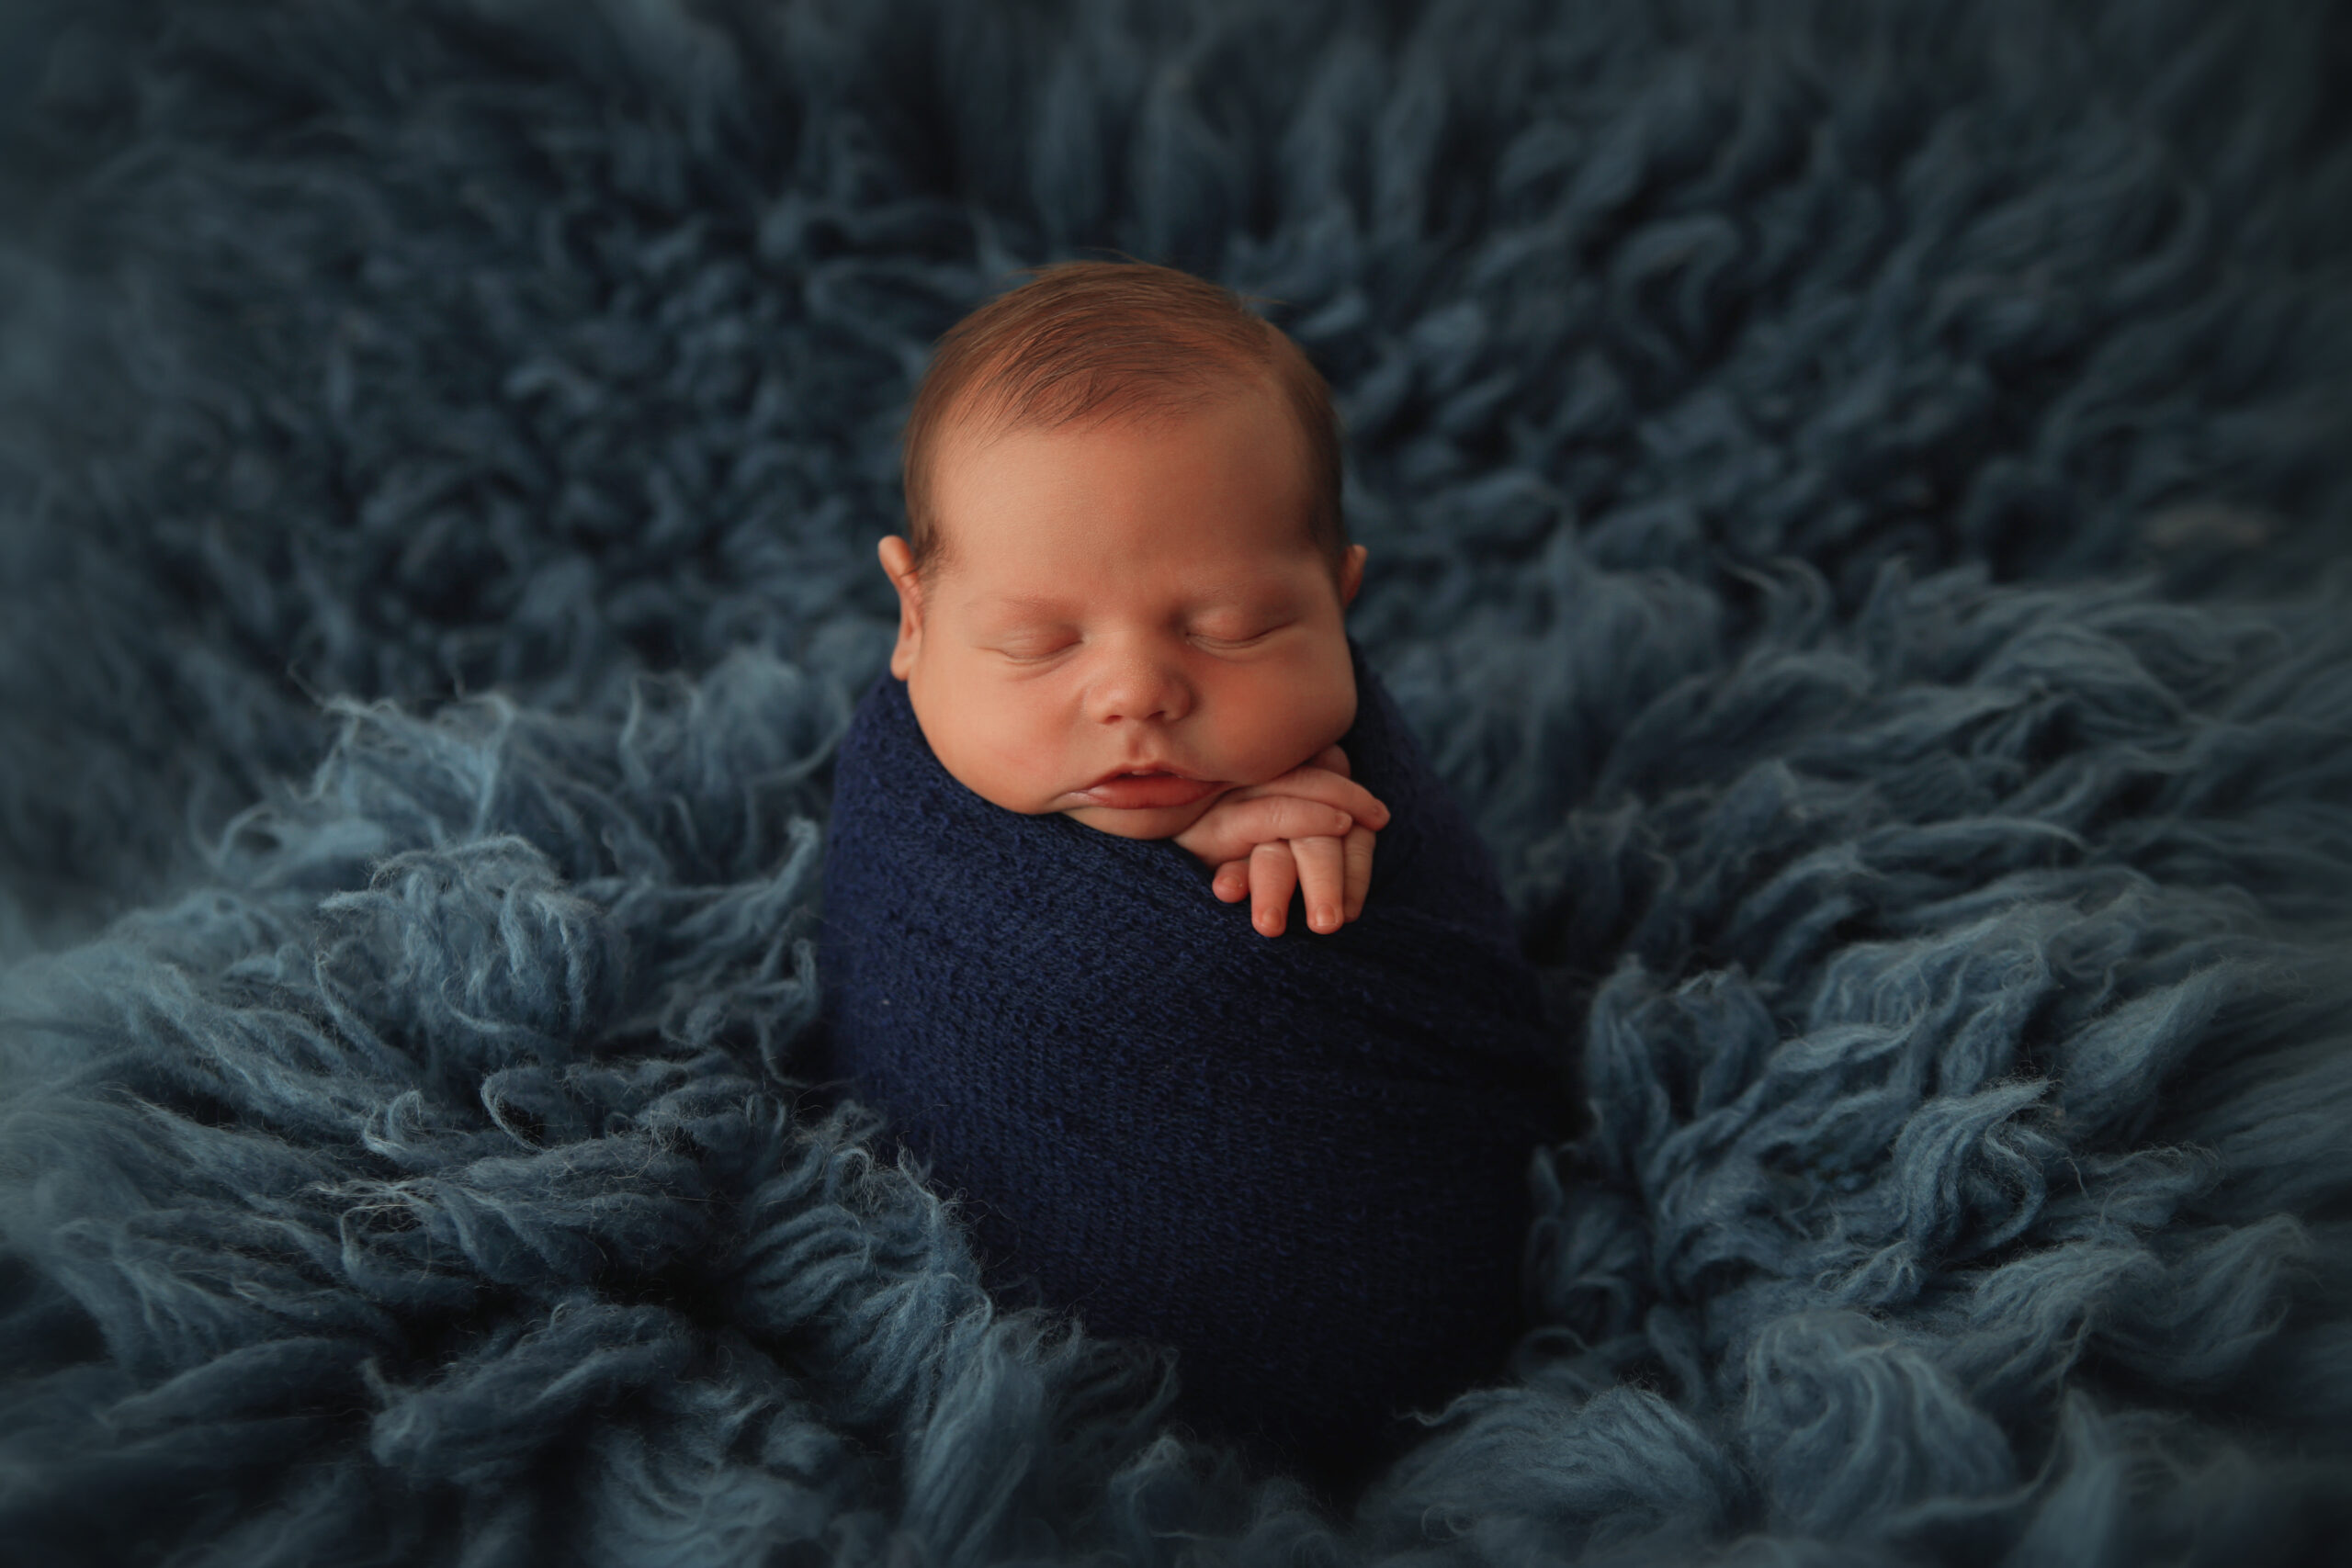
1172 746 1385 937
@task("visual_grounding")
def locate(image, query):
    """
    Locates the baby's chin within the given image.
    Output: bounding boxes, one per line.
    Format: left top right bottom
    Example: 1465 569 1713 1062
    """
1057 795 1225 840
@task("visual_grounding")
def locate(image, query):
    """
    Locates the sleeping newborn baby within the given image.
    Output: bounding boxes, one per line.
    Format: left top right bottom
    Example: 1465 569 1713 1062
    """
820 262 1567 1502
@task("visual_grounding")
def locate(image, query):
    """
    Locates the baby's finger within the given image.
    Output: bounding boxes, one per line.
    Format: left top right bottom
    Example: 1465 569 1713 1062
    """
1292 835 1347 933
1223 769 1389 833
1314 745 1351 779
1342 824 1376 922
1178 796 1355 867
1250 840 1297 937
1212 860 1250 903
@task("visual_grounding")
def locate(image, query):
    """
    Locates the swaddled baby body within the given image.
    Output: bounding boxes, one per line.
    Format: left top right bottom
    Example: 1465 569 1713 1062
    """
818 264 1567 1503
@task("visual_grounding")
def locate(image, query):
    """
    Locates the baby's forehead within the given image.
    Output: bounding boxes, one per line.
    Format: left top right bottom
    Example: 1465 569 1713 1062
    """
943 369 1281 454
938 393 1314 519
947 490 1310 571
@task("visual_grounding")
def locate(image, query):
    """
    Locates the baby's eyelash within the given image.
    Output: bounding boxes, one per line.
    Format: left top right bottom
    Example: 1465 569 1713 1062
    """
989 625 1286 660
1190 624 1285 649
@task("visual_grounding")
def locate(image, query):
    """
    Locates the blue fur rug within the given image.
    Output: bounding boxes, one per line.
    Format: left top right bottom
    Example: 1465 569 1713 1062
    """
3 1 2349 1562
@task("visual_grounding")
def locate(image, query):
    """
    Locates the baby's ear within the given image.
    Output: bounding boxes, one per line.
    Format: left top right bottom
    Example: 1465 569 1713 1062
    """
1340 544 1367 608
879 536 924 678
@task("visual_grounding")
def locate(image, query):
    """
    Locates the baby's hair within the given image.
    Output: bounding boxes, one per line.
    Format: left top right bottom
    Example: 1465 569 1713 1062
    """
900 259 1345 581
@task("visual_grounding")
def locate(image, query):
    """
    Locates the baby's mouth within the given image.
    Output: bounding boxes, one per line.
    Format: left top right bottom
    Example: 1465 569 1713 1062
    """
1073 768 1218 810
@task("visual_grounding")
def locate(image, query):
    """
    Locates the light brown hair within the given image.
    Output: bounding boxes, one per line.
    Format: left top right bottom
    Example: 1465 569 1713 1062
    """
899 260 1345 580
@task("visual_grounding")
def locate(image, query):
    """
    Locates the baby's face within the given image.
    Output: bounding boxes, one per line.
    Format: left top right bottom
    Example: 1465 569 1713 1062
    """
884 387 1364 840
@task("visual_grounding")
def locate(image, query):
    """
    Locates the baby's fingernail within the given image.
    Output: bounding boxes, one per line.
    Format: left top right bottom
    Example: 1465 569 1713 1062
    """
1315 908 1336 931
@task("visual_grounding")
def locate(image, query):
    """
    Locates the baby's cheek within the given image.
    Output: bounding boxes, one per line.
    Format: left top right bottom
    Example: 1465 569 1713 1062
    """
961 702 1074 810
987 748 1069 811
1224 665 1355 780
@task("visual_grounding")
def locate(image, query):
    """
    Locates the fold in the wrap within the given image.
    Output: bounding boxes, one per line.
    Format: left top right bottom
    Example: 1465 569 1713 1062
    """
817 640 1568 1493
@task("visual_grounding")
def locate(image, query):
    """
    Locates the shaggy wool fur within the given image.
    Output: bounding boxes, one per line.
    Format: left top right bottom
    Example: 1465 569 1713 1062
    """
2 1 2348 1563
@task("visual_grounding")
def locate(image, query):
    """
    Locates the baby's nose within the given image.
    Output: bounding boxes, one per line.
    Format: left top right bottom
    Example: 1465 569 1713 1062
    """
1085 649 1193 725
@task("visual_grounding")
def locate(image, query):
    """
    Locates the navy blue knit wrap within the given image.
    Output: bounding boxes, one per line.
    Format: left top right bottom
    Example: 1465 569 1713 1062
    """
817 640 1569 1494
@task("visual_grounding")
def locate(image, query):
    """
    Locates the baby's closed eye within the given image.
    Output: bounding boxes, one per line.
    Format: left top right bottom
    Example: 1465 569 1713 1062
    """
1189 598 1302 640
1189 620 1285 648
994 636 1078 662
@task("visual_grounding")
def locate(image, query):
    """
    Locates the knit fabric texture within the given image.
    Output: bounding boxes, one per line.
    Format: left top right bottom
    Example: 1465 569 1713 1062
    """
820 641 1566 1497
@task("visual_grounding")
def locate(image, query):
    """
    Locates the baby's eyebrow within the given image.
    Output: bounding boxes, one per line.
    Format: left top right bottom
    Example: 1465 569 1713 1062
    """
1185 586 1306 621
969 592 1079 620
966 586 1298 621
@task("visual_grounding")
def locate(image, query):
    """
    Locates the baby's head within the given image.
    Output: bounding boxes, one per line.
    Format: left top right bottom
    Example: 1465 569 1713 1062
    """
880 261 1366 840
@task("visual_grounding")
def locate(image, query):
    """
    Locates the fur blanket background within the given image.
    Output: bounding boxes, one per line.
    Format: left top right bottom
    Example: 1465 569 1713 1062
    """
2 1 2347 1562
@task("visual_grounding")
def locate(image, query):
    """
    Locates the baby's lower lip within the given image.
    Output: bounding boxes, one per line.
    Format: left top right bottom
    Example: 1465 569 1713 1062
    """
1073 773 1218 809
